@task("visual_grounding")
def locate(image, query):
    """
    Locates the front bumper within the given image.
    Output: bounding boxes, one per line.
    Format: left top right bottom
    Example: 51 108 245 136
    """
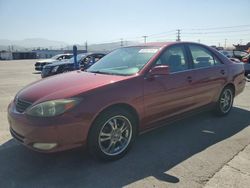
8 101 89 152
41 68 53 78
35 62 52 72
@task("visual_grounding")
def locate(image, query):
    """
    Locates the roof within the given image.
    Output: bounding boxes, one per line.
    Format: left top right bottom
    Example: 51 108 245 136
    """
126 41 202 48
125 42 176 48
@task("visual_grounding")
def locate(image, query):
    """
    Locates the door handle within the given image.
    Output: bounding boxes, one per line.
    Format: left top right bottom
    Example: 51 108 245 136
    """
187 76 192 83
220 69 225 75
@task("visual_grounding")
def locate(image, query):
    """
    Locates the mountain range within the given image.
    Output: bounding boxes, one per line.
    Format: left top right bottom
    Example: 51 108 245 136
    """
0 38 67 50
0 38 140 52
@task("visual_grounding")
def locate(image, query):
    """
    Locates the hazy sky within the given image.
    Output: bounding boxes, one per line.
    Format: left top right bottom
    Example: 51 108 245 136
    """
0 0 250 46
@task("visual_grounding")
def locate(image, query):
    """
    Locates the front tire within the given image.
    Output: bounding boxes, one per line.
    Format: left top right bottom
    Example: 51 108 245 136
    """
88 108 137 161
62 69 70 73
214 87 234 116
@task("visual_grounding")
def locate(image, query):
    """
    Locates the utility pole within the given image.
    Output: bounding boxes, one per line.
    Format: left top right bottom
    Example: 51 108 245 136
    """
224 39 227 49
120 38 123 47
85 41 88 52
176 29 181 41
142 36 148 43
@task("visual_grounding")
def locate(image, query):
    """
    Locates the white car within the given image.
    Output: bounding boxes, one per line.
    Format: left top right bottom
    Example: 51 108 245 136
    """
35 54 73 71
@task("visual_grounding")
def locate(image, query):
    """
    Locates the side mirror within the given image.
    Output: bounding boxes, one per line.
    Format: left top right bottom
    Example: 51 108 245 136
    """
149 65 169 76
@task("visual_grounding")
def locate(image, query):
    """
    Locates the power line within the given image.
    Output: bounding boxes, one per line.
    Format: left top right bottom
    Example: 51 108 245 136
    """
84 24 250 46
186 24 250 31
149 33 176 39
182 29 250 35
182 32 250 37
148 30 176 37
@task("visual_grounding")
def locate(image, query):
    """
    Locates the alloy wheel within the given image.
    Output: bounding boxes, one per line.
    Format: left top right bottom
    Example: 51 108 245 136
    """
220 88 233 113
98 115 132 156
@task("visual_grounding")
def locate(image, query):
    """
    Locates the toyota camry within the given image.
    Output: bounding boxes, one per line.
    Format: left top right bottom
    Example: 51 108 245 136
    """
8 42 246 161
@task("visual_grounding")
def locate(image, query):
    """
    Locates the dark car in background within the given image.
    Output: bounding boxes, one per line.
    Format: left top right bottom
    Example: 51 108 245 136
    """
219 50 250 76
242 53 250 76
41 53 106 78
35 54 73 71
8 42 246 161
219 50 248 61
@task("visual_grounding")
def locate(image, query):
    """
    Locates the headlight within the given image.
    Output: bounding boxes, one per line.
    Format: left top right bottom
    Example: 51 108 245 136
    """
25 98 81 117
52 66 59 73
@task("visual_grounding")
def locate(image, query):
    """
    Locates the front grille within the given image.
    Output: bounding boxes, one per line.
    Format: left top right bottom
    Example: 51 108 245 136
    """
15 98 32 113
10 128 24 143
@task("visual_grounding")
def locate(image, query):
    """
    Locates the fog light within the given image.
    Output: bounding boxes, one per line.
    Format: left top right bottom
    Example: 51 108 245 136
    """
33 143 58 150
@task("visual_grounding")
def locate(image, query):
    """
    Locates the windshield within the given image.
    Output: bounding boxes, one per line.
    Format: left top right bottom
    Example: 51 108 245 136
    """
51 54 62 60
220 51 233 57
233 51 248 57
87 47 159 75
68 54 86 63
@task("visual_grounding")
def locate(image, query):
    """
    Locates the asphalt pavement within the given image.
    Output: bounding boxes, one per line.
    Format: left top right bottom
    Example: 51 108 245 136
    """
0 60 250 188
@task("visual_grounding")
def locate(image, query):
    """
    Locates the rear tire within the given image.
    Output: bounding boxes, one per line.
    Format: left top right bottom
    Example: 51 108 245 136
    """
214 87 234 116
88 108 137 161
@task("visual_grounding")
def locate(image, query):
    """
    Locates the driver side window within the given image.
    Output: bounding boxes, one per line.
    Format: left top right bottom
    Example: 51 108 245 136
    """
156 45 188 73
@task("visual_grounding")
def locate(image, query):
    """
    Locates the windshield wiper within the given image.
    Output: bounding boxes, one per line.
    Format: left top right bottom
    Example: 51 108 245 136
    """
88 70 108 74
87 70 126 76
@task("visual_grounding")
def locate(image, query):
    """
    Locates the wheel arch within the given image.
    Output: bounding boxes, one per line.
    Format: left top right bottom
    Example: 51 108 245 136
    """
223 83 235 96
87 103 140 141
214 82 235 103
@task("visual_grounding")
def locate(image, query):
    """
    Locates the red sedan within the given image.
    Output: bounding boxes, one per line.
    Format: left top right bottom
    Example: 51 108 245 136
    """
8 42 246 161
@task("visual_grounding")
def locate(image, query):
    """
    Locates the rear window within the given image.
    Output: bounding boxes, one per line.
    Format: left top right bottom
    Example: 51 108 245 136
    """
189 45 221 68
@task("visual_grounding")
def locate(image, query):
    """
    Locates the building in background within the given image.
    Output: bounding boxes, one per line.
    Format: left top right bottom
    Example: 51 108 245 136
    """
0 51 12 60
33 49 87 59
0 49 87 60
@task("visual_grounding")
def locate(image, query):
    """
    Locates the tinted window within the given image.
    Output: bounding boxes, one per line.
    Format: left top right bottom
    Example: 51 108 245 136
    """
94 55 103 62
156 45 188 73
189 45 220 68
220 50 233 58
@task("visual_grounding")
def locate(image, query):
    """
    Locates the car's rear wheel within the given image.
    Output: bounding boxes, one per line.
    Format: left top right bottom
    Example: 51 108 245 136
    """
215 86 234 116
88 108 137 161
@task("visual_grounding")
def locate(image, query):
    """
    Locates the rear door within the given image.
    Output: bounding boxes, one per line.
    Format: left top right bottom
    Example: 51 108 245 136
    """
186 44 227 107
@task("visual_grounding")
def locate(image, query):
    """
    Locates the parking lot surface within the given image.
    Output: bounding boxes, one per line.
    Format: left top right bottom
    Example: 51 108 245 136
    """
0 60 250 188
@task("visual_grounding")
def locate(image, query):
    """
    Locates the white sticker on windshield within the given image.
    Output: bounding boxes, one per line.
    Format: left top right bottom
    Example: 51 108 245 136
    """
139 49 158 53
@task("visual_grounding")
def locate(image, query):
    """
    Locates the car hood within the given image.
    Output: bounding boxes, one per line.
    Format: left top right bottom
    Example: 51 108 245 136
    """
17 71 132 104
37 59 57 63
46 60 72 67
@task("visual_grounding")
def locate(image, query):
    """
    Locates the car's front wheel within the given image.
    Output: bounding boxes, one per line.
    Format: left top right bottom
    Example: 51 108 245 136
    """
88 108 137 161
215 86 234 116
62 69 70 73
